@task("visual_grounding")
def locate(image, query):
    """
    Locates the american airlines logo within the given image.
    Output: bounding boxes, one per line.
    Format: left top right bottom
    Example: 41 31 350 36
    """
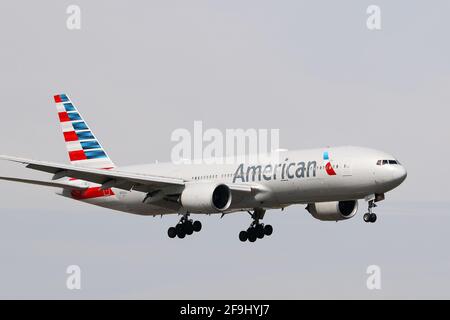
233 161 317 183
233 151 337 183
323 151 336 176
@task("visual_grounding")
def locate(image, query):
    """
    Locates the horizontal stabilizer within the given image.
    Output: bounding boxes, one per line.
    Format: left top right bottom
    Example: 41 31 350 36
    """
0 176 87 191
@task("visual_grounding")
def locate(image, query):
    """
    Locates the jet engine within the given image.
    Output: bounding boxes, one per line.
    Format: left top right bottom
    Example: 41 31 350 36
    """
306 200 358 221
180 183 232 213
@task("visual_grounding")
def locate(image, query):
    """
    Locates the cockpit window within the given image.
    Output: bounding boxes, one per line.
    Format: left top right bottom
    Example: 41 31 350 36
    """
377 159 400 165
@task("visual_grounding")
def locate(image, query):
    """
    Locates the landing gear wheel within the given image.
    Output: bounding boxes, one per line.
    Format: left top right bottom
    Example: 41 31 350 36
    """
239 208 271 243
176 224 186 238
193 221 202 232
168 214 201 239
184 221 194 235
177 231 186 239
264 225 273 236
248 233 257 243
168 227 177 239
364 199 379 224
239 231 248 242
255 224 265 239
248 228 257 242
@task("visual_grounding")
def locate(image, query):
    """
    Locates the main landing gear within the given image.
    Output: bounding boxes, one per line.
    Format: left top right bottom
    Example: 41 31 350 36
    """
239 209 273 243
363 200 377 223
167 215 202 239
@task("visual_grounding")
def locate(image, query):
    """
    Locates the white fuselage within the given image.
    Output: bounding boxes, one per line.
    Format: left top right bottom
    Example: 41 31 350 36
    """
67 146 407 216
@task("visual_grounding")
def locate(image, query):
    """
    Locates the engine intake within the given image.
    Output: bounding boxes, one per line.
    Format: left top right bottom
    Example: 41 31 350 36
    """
306 200 358 221
180 183 232 213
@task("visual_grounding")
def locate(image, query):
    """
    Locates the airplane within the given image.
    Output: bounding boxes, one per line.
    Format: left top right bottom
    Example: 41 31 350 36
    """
0 94 407 242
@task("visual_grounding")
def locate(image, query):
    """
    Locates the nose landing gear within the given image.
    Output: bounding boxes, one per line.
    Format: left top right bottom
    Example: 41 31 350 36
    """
363 200 377 223
239 209 273 243
168 214 202 239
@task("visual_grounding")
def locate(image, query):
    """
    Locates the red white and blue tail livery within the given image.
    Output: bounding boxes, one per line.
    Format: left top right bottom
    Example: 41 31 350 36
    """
54 94 115 169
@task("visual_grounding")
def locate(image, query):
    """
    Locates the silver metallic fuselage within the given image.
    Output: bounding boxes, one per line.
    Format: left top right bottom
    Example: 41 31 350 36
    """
75 146 407 216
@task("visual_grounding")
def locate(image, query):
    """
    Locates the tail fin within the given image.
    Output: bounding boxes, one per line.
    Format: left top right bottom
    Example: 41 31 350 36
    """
54 94 116 169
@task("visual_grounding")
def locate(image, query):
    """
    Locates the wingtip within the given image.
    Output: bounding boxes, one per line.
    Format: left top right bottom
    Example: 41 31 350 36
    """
0 155 30 164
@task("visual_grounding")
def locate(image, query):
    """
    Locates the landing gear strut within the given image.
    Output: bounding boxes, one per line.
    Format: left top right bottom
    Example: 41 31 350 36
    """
363 200 377 223
239 209 273 243
168 214 202 239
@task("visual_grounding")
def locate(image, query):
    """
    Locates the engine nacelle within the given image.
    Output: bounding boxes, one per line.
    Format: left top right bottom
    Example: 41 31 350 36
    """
306 200 358 221
180 183 232 213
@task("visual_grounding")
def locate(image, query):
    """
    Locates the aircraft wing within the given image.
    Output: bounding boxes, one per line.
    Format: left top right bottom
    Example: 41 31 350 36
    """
0 155 185 193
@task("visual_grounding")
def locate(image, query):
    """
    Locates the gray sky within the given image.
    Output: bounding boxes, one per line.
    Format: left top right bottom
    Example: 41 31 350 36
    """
0 0 449 299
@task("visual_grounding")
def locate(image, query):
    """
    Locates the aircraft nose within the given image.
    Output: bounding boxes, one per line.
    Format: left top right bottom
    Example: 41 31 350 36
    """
392 165 407 185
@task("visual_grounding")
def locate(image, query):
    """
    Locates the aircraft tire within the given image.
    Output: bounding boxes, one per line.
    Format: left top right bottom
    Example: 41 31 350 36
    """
256 224 265 239
239 231 248 242
264 225 273 236
248 228 257 242
168 227 177 239
185 221 194 235
176 224 186 238
193 221 202 232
